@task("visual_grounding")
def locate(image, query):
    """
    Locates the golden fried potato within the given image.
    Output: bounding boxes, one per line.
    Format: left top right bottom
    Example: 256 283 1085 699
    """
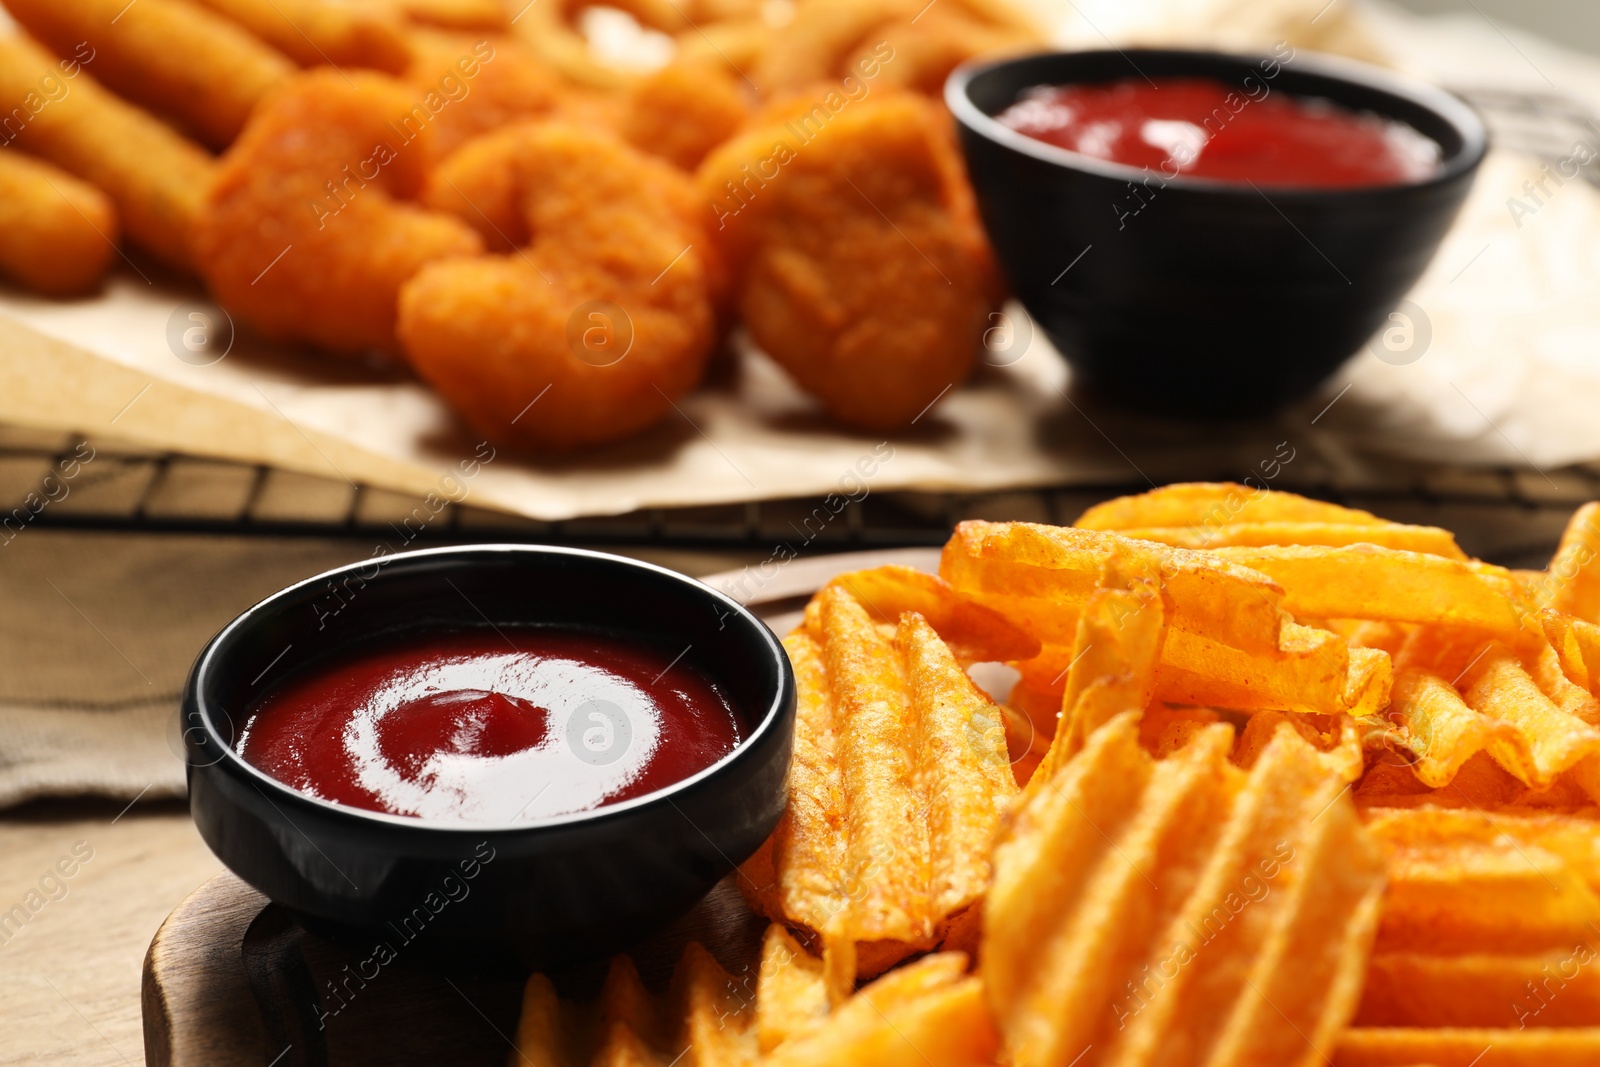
509 943 756 1067
1114 520 1466 557
1385 667 1521 787
1209 544 1528 638
756 924 830 1053
1075 482 1388 530
1363 806 1600 955
740 582 1016 976
763 952 997 1067
400 122 716 450
985 712 1386 1067
0 35 214 269
196 70 484 356
1357 949 1600 1027
815 565 1038 664
1033 549 1165 780
0 149 117 294
1337 1027 1600 1066
942 520 1286 656
1459 646 1600 790
5 0 294 147
1537 501 1600 621
698 91 997 430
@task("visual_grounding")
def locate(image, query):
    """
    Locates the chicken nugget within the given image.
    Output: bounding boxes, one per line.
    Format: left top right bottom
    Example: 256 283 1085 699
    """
195 69 483 356
0 35 214 270
5 0 294 147
400 123 716 450
0 148 117 294
698 90 997 429
405 31 616 160
621 58 751 171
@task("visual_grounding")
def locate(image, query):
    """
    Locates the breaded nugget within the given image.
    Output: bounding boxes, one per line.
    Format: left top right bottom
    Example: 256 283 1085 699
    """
0 35 214 270
4 0 294 147
405 31 616 160
189 0 411 72
399 123 716 450
621 59 751 171
195 70 483 356
0 148 117 294
698 91 997 429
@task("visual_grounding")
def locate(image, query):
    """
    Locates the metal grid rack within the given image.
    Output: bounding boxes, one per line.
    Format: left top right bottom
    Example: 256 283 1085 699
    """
3 423 1595 569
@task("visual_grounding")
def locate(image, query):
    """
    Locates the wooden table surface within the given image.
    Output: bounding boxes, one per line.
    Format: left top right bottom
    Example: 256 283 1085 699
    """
0 797 222 1066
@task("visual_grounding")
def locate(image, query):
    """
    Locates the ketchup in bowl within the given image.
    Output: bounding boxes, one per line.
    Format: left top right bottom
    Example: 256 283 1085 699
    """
997 76 1440 187
235 627 744 824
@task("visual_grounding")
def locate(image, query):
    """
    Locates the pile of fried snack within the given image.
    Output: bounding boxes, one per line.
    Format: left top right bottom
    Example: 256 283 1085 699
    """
509 483 1600 1067
0 0 1039 448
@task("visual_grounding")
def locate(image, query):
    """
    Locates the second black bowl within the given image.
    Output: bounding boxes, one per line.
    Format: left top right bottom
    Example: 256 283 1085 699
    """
948 48 1487 415
182 545 795 968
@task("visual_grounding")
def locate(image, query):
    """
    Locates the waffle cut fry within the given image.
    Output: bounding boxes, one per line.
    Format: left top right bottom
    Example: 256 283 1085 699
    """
1077 481 1468 558
984 712 1386 1067
507 929 997 1067
1372 624 1600 803
508 943 756 1067
761 948 998 1067
1028 549 1166 784
738 569 1028 977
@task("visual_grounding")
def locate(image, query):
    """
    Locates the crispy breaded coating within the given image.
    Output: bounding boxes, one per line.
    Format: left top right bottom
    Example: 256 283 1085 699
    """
195 70 483 356
698 91 998 430
0 148 117 295
399 123 716 450
5 0 294 147
621 59 752 171
0 35 215 270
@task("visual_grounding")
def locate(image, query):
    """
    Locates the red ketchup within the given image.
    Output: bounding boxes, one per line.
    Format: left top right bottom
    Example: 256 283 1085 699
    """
236 628 743 823
997 77 1439 187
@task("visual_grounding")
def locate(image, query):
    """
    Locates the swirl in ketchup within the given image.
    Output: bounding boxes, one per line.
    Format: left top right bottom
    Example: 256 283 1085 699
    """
235 628 743 823
997 77 1440 188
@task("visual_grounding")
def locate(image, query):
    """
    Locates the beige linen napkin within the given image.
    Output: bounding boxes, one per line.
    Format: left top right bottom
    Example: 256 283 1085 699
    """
0 531 369 808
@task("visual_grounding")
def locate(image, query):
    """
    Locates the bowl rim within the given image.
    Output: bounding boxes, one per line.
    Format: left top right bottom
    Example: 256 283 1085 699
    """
945 46 1490 195
185 542 795 836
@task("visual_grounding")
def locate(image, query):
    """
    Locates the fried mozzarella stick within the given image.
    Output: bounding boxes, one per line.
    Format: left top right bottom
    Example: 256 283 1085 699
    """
0 36 217 270
188 0 411 72
0 148 117 294
4 0 293 146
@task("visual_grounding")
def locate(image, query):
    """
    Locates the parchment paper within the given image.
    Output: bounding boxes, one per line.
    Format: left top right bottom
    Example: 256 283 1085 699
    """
2 0 1599 519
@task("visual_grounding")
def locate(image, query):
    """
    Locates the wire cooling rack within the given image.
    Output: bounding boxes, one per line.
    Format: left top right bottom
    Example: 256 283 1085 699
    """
1 422 1593 569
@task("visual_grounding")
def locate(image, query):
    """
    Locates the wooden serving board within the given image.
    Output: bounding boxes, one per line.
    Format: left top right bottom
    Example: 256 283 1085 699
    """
141 548 942 1067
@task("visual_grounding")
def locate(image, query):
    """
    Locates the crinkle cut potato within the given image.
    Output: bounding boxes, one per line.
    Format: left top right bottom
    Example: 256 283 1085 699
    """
0 0 1044 450
520 483 1600 1067
737 567 1030 978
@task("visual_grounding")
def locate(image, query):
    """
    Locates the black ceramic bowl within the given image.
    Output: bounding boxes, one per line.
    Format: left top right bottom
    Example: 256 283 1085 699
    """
948 48 1487 415
181 545 794 968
